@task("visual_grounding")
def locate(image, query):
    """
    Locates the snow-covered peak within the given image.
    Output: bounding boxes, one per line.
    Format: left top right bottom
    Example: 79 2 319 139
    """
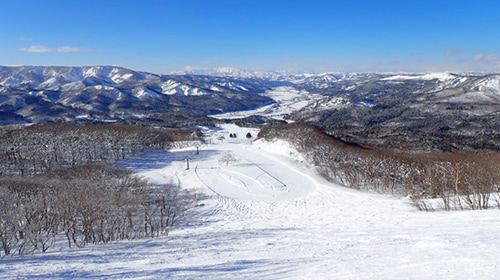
421 72 457 81
83 66 113 79
213 67 242 75
381 72 457 82
471 74 500 93
316 73 341 83
178 66 245 77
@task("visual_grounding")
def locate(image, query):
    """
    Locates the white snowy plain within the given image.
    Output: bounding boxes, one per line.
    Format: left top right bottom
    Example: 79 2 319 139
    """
2 124 500 279
209 87 322 120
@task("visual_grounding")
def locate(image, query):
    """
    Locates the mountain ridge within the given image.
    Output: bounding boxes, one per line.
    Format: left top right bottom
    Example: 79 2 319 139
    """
0 65 276 124
1 65 500 151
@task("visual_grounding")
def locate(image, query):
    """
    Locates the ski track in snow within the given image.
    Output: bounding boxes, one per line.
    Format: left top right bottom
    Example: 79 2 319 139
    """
2 124 500 279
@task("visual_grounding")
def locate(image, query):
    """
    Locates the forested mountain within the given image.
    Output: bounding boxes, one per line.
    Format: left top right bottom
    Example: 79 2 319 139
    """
1 65 500 151
290 72 500 151
0 66 275 125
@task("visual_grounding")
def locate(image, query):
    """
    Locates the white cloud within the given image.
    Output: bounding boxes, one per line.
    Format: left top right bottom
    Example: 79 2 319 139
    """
473 54 500 65
19 45 52 53
56 46 86 53
19 45 91 53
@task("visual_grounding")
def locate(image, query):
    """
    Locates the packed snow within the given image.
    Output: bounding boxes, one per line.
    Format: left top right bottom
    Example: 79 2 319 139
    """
2 124 500 279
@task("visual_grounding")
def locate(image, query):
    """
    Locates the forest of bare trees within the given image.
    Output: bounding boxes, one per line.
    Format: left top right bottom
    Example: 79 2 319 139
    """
2 120 499 256
0 123 200 256
0 123 198 176
259 123 500 211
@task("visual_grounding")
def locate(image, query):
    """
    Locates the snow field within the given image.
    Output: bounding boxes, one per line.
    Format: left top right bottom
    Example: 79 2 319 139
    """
2 124 500 279
210 87 322 120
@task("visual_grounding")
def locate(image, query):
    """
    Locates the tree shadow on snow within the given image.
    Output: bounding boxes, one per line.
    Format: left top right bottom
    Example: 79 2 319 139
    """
118 148 222 173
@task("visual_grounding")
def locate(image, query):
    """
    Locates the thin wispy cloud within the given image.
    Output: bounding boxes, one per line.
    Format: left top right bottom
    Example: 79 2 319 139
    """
473 54 500 66
18 37 33 42
19 45 52 53
57 46 89 53
445 49 463 56
19 45 91 53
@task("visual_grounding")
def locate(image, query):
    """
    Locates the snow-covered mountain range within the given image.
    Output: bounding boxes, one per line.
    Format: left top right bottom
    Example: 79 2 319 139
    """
0 66 274 124
291 72 500 151
1 65 500 151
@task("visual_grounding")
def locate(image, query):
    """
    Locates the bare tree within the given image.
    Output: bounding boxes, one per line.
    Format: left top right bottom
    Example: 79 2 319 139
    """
0 162 199 255
219 151 239 167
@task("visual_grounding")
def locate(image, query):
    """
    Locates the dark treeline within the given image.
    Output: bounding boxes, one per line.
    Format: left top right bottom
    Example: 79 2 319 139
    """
259 123 500 211
0 123 200 256
0 123 198 176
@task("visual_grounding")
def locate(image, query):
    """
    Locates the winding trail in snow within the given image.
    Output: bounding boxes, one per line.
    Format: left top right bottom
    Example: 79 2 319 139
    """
3 124 500 279
158 125 500 279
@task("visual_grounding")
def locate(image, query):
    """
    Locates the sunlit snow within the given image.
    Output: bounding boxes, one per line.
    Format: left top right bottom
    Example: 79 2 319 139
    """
382 72 456 82
211 87 322 120
3 124 500 279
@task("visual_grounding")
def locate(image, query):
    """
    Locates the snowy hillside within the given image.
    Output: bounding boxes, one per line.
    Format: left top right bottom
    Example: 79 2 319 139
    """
292 72 500 151
1 65 500 150
3 124 500 279
0 66 274 124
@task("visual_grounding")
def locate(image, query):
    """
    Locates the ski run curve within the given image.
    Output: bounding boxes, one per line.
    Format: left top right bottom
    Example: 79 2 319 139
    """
3 124 500 279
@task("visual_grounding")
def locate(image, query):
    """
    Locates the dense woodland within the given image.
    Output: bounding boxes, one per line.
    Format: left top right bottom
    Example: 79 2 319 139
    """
259 123 500 211
0 123 199 176
0 123 200 256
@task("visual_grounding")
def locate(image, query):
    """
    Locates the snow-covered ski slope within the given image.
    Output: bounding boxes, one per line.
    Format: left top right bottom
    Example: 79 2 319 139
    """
3 124 500 279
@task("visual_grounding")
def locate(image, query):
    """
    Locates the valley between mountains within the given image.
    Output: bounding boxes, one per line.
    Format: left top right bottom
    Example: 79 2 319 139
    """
1 65 499 151
1 66 500 278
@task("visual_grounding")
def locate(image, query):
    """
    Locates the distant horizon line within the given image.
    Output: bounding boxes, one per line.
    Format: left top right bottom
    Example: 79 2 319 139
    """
1 64 496 76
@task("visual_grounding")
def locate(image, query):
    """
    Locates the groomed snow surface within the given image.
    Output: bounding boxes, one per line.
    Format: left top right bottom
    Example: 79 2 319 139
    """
3 124 500 279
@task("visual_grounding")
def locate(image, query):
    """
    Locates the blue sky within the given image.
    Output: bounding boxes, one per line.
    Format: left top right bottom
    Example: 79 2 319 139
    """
1 0 499 74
